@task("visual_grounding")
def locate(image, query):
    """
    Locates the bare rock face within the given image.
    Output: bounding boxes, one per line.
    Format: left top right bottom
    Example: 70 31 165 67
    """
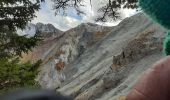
112 26 164 70
56 13 166 100
20 22 113 89
20 23 63 63
21 13 167 100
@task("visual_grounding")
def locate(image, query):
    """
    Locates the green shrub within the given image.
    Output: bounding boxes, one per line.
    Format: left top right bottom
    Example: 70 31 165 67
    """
0 58 42 94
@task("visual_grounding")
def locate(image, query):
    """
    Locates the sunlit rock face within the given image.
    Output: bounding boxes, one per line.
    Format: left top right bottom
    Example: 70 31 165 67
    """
56 13 165 100
21 22 112 89
37 23 112 89
21 13 167 100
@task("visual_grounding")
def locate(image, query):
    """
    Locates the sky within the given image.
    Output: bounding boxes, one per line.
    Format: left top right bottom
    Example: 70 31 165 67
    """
32 0 137 31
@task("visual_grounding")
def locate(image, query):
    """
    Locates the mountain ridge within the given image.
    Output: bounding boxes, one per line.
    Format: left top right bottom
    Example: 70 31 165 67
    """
21 13 166 100
20 22 112 64
17 22 63 38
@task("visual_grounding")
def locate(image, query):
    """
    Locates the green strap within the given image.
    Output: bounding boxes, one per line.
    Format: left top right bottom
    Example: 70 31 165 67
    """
139 0 170 56
139 0 170 29
164 32 170 55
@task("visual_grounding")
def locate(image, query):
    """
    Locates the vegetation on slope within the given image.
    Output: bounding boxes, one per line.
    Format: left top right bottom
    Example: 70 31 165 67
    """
0 0 43 94
0 59 42 94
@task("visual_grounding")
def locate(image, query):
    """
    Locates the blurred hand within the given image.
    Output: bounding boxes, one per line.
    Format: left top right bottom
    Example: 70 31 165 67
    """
126 56 170 100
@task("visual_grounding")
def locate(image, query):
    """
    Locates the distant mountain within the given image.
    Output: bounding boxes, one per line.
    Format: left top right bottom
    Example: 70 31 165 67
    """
35 23 63 38
17 23 63 38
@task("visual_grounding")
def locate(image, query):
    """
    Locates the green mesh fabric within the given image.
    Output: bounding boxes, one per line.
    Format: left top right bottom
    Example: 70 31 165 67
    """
164 32 170 55
139 0 170 29
139 0 170 55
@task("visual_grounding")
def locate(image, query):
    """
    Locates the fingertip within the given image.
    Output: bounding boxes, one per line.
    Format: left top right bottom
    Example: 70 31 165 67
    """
126 89 147 100
152 56 170 68
127 56 170 100
150 56 170 74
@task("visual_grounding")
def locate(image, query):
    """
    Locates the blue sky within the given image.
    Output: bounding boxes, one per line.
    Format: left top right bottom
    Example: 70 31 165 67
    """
32 0 137 31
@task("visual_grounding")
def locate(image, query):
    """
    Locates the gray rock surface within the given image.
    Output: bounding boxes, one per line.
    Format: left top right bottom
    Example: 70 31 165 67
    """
36 22 63 38
22 13 167 100
57 13 166 100
21 22 112 89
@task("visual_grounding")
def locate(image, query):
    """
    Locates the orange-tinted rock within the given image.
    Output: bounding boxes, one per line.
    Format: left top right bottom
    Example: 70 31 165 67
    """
55 61 65 71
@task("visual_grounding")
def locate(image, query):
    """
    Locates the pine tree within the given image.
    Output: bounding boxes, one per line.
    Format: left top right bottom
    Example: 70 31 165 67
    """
0 0 42 58
0 59 42 94
0 0 43 93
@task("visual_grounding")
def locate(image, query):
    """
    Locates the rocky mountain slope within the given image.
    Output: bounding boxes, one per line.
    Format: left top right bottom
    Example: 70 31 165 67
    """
57 13 166 100
20 23 63 63
21 13 166 100
35 23 113 89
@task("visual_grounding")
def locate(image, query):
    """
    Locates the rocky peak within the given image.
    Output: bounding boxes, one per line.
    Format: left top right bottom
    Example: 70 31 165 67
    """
35 23 63 38
18 23 63 39
36 23 61 33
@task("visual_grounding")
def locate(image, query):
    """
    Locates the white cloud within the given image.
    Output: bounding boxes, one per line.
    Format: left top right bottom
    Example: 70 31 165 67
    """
32 1 81 31
79 0 137 26
32 0 137 31
17 23 36 37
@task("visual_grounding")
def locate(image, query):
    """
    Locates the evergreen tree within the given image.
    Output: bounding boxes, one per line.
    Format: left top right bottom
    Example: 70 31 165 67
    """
0 59 42 94
0 0 42 58
0 0 43 93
